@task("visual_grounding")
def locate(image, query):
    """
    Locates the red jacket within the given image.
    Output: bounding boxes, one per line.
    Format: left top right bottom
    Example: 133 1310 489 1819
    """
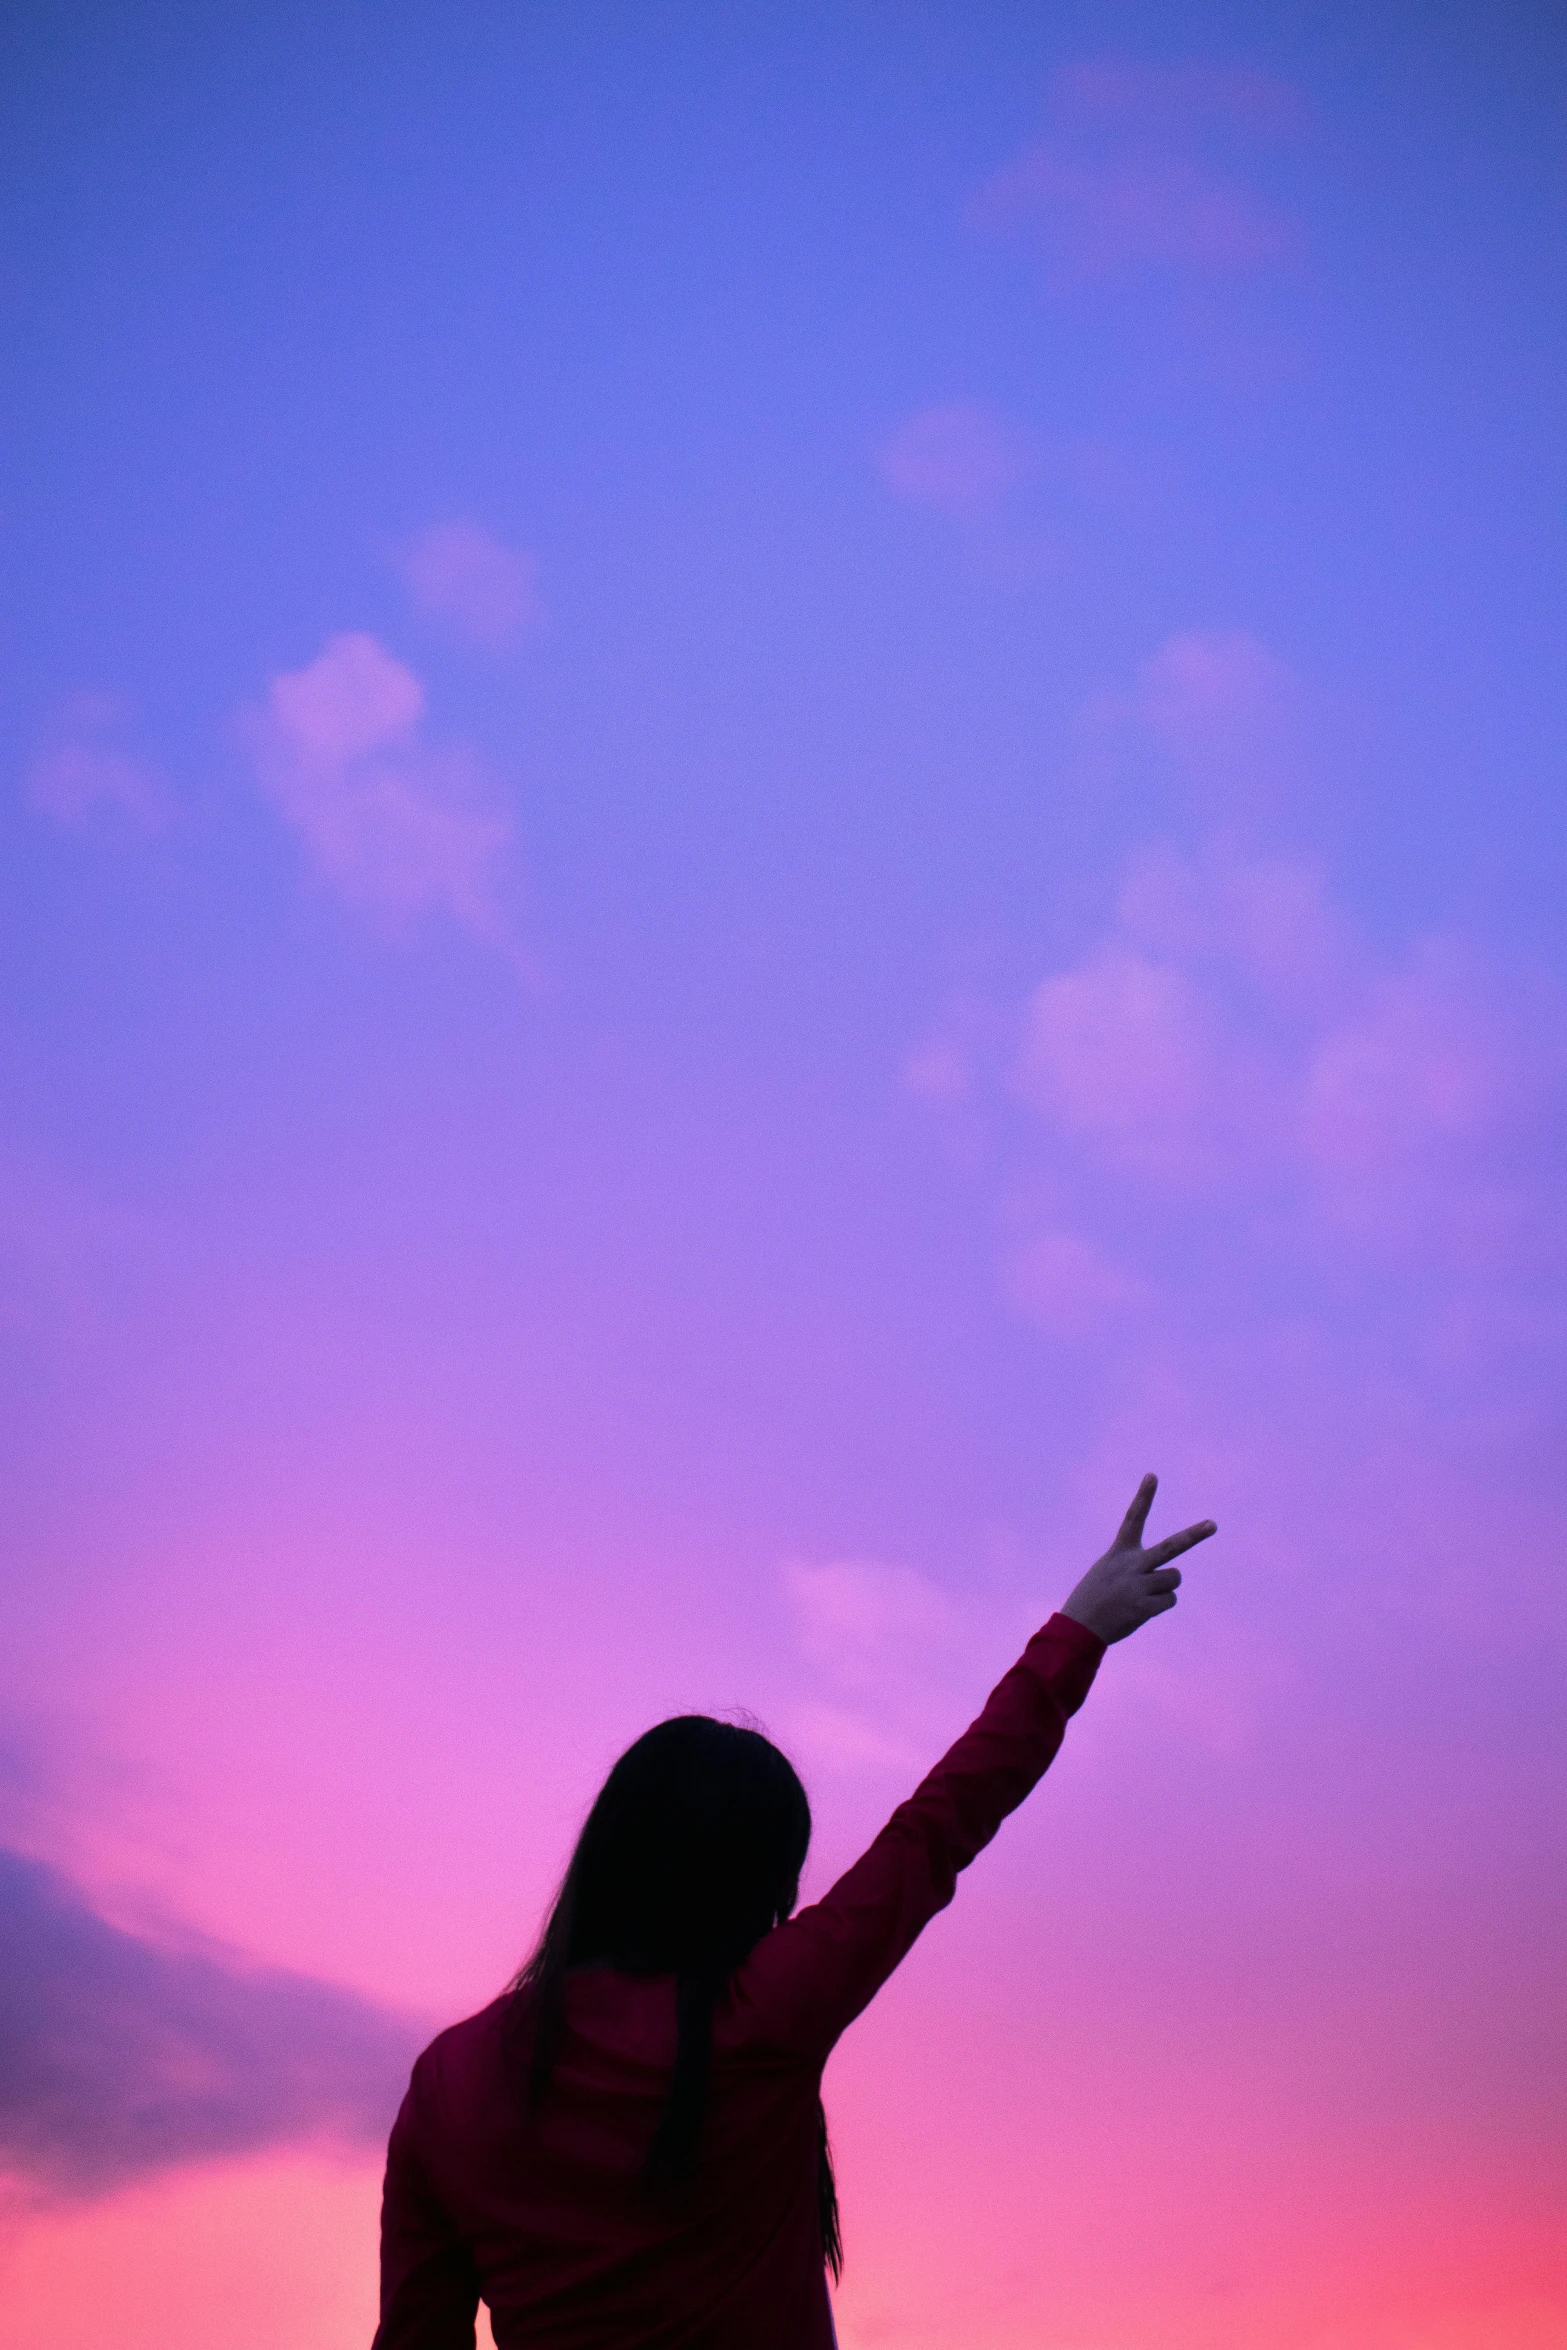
374 1612 1103 2349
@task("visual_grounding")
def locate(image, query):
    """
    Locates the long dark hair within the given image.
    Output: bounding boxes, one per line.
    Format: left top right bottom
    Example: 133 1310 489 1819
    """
511 1714 842 2277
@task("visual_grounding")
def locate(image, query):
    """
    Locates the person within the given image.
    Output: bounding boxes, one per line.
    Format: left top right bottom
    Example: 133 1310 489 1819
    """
373 1473 1216 2348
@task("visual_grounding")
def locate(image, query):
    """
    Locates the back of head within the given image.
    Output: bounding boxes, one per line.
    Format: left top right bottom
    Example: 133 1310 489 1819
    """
566 1715 811 1976
514 1713 839 2270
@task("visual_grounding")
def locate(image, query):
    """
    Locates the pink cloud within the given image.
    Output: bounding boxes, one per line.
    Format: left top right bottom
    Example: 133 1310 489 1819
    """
243 633 514 941
1081 628 1303 825
1307 957 1507 1172
1116 842 1349 1004
970 55 1303 288
1006 1230 1149 1338
1016 947 1268 1183
27 694 169 830
395 523 543 647
781 1557 993 1778
973 145 1293 281
1133 627 1295 750
876 402 1036 518
1010 881 1565 1258
1007 860 1565 1295
1049 56 1309 140
1302 946 1567 1270
899 993 1014 1175
783 1557 959 1691
268 633 424 764
944 631 1567 1336
1020 950 1215 1133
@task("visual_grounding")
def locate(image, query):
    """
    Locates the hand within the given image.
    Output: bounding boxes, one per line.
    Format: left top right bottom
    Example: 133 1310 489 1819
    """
1061 1474 1216 1645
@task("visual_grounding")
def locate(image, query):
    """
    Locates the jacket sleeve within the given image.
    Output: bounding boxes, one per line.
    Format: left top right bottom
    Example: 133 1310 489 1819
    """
728 1612 1104 2058
371 2062 480 2350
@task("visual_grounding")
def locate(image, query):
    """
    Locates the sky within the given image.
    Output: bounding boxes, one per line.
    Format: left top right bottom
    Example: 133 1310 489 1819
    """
1 2 1564 2344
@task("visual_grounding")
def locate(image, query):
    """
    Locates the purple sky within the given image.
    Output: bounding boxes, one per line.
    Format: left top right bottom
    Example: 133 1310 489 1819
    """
2 6 1564 2345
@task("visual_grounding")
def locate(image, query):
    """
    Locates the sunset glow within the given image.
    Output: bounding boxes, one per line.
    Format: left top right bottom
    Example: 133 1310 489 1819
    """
2 6 1564 2346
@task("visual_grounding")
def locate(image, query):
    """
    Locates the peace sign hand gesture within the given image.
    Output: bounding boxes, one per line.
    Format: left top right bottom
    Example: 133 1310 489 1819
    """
1061 1474 1217 1646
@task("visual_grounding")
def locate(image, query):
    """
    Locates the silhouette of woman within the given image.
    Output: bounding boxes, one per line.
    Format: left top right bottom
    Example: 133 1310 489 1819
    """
373 1473 1215 2348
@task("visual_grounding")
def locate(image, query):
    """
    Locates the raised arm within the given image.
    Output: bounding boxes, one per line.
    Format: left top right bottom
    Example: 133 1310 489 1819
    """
729 1476 1215 2058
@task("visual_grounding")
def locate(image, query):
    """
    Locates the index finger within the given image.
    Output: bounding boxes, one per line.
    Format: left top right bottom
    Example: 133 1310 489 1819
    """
1115 1473 1158 1548
1144 1519 1218 1568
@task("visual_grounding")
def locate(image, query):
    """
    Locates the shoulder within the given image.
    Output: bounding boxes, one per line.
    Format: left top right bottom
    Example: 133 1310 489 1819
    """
410 1993 514 2106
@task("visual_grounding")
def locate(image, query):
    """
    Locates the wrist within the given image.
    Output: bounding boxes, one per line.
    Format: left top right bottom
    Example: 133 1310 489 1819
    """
1060 1597 1112 1644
